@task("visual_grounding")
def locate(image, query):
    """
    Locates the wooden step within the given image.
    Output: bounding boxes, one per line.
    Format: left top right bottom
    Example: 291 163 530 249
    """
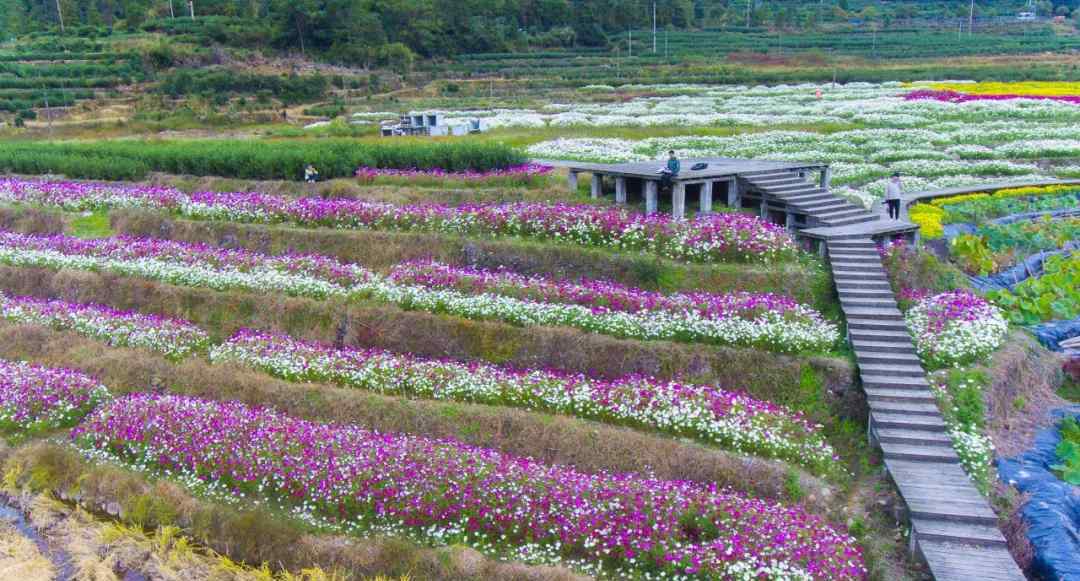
832 263 887 273
829 253 881 262
865 388 936 404
862 374 930 389
918 538 1025 580
843 307 903 319
872 410 946 428
912 518 1008 548
847 318 909 332
859 363 926 378
838 288 895 298
852 338 917 353
843 298 898 309
829 214 881 226
836 281 893 291
876 427 952 446
848 328 912 342
873 403 944 419
857 350 921 365
881 441 959 463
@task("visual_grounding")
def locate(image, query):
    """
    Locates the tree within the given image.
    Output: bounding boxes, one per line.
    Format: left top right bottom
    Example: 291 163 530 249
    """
270 0 319 54
378 41 414 73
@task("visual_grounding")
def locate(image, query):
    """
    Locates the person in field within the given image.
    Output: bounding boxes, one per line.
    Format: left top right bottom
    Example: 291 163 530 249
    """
304 164 320 183
885 172 902 220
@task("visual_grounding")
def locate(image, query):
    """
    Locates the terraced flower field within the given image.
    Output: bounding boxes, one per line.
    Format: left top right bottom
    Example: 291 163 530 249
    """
1 65 1073 578
456 81 1080 207
0 163 884 578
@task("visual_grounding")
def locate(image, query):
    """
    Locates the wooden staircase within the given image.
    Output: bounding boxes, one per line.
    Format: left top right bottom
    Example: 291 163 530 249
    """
826 238 1025 581
742 169 880 227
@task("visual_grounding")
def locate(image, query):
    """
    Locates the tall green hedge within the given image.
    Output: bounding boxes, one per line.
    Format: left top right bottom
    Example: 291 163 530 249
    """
0 139 526 181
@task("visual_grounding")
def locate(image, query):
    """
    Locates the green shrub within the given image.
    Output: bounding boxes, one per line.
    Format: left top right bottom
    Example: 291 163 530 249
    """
0 139 525 180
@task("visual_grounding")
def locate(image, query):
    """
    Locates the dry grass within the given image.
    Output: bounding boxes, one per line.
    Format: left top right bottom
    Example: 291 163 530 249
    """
0 321 834 510
982 331 1067 458
0 265 857 422
0 205 64 236
0 516 54 581
0 443 588 581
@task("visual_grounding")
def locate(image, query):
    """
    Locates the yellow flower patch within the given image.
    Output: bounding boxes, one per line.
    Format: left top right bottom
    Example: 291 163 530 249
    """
926 81 1080 97
910 204 945 239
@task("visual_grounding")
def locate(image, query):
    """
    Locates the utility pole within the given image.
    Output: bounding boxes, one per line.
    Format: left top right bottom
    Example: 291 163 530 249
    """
188 0 195 18
653 2 657 53
169 0 175 18
628 28 632 57
55 0 64 33
969 0 975 35
746 0 751 28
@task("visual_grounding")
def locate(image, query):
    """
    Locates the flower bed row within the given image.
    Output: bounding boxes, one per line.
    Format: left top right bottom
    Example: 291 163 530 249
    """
0 177 798 264
0 231 373 298
904 290 1008 369
0 232 835 352
0 358 109 435
0 288 837 473
71 393 865 579
388 259 806 318
210 329 837 474
0 293 209 359
905 88 1080 105
381 260 838 353
0 356 858 575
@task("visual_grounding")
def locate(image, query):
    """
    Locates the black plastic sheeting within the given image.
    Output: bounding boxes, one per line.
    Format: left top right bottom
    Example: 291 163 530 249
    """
967 245 1078 293
997 406 1080 581
1031 318 1080 352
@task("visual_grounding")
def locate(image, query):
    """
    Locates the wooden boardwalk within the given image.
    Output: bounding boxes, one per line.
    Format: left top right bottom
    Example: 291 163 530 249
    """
820 236 1025 581
903 178 1080 206
660 165 1028 579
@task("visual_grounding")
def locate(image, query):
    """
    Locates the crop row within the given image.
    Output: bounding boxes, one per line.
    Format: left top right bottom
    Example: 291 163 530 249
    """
70 393 862 579
0 140 524 181
0 289 835 473
0 231 832 352
0 178 799 264
0 330 862 577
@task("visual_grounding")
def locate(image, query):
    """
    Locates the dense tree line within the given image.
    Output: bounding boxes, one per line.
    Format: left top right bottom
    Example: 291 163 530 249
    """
3 0 1078 66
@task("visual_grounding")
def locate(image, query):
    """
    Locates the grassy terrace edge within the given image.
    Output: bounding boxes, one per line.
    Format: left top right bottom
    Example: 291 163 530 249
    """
0 321 833 508
108 208 836 308
0 264 858 421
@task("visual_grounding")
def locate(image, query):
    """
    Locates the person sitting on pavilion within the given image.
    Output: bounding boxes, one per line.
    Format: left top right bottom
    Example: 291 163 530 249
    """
660 150 680 191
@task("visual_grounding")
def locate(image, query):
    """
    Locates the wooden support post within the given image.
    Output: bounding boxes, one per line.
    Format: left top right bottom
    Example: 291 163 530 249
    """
785 211 796 230
645 180 658 215
821 166 832 190
672 183 686 220
591 174 602 199
728 179 741 207
700 181 713 214
615 177 627 205
567 171 578 193
759 198 768 219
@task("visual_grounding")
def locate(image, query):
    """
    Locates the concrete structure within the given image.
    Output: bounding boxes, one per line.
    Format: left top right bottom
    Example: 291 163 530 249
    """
556 158 874 232
380 112 486 137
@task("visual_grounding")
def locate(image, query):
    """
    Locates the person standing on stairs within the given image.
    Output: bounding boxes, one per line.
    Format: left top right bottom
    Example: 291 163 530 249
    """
885 172 903 220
